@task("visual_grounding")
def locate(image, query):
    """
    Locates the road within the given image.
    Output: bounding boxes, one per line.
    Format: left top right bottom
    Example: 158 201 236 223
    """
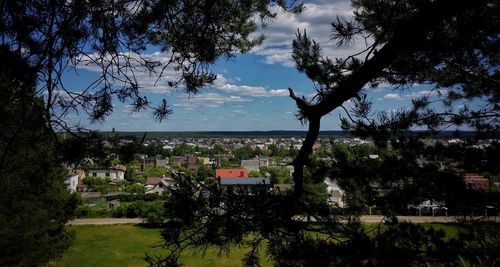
67 218 142 225
67 216 498 225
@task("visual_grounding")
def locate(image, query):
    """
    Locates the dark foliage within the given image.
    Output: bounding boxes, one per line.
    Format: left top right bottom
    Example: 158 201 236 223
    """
0 48 78 266
106 193 165 202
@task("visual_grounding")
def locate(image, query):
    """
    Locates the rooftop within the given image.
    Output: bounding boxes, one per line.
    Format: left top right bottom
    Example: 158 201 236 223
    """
220 178 270 186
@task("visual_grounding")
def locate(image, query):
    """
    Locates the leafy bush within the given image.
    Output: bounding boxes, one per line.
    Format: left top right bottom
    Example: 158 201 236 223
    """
112 200 165 227
74 206 112 218
106 193 164 202
141 201 165 227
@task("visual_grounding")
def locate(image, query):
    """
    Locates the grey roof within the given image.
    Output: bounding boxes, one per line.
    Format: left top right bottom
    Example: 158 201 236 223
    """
220 178 270 186
241 159 260 166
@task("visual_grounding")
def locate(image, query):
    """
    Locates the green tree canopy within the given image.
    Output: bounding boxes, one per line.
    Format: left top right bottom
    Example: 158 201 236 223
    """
0 48 78 266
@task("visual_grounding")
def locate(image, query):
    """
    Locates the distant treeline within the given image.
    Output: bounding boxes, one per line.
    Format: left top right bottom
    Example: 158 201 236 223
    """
60 130 488 140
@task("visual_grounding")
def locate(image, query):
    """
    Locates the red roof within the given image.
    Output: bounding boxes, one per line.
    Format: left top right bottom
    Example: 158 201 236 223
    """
145 177 163 185
216 168 248 179
463 173 489 190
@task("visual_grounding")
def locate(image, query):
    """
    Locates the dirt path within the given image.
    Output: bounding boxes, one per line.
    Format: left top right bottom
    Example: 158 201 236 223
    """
67 218 142 225
67 216 498 225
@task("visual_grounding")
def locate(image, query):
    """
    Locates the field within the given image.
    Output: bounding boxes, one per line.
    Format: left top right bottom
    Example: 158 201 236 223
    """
54 223 475 267
54 224 271 267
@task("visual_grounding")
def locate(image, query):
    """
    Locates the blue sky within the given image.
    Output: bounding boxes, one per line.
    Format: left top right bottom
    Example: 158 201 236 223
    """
61 0 472 132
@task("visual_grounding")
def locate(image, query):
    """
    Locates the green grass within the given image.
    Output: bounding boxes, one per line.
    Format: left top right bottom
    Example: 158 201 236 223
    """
54 224 271 267
54 223 468 267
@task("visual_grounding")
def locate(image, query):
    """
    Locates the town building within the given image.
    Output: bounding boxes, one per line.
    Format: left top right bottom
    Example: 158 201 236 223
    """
88 165 127 181
216 168 248 179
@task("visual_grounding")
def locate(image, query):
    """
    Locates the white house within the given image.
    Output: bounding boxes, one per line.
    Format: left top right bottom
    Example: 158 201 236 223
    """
88 165 126 181
65 173 79 193
324 177 345 208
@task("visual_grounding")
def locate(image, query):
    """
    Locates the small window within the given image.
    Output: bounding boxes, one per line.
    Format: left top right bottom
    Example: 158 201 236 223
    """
92 173 97 177
105 172 110 177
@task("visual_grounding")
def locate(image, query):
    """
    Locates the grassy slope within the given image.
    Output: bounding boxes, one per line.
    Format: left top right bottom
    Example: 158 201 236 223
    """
55 225 271 267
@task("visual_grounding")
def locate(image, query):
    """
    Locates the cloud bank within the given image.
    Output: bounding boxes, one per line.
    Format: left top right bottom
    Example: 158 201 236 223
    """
251 0 367 67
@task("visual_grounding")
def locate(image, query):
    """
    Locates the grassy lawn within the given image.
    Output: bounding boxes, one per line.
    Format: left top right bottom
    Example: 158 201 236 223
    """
54 224 271 267
55 223 468 267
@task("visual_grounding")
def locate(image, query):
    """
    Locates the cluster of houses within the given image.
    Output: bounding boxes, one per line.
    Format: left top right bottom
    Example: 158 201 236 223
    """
65 136 497 212
65 165 127 193
65 152 492 212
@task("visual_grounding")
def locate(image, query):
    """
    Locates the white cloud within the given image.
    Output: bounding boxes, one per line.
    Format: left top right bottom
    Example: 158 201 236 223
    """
43 89 83 102
213 75 289 97
251 1 369 67
382 93 403 101
218 83 288 97
174 92 251 109
406 89 448 99
252 47 295 67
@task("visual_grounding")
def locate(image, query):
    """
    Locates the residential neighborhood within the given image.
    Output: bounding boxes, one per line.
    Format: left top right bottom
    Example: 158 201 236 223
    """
65 133 499 219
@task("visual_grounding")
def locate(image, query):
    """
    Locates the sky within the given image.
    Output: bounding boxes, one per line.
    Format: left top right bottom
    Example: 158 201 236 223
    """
61 0 469 132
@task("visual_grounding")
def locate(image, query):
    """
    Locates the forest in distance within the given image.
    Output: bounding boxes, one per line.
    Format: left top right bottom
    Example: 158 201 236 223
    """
66 130 493 139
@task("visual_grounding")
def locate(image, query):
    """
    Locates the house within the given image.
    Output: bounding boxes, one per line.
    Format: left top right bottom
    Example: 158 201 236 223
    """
463 172 489 190
170 154 198 172
145 176 176 195
145 176 164 187
65 172 79 193
216 168 248 179
170 154 197 166
241 159 260 172
114 165 127 172
219 177 271 192
156 158 169 168
138 156 169 170
88 165 126 181
66 169 85 192
257 156 275 167
324 177 345 208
